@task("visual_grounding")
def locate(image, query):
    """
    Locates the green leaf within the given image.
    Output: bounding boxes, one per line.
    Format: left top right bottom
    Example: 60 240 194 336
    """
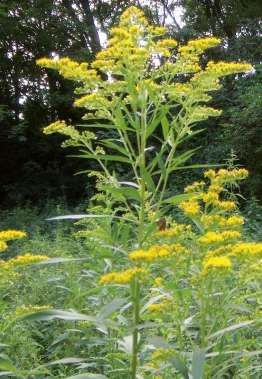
20 309 96 323
141 166 155 192
118 181 139 188
118 335 133 355
101 185 140 202
74 153 131 164
0 354 17 373
43 357 86 367
101 139 129 157
0 372 16 377
164 193 194 204
35 257 88 265
146 107 168 137
98 298 126 320
170 357 189 379
167 147 200 173
161 115 169 140
208 320 254 340
167 163 222 171
64 375 108 379
191 348 205 379
47 214 137 224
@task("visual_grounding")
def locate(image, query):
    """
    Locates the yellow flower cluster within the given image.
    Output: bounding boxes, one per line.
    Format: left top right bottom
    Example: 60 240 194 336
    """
203 256 232 271
153 277 163 287
202 191 219 205
178 37 221 61
43 121 81 141
200 215 244 228
199 230 241 245
188 106 222 124
129 244 186 262
0 254 49 270
154 38 178 56
0 230 27 241
43 120 67 134
204 168 249 184
156 224 191 237
179 200 200 216
119 6 148 28
0 229 27 253
74 93 110 109
150 348 175 363
37 57 99 84
185 181 205 193
147 299 171 313
216 200 237 211
99 267 148 284
229 243 262 257
206 61 253 77
0 240 8 252
219 216 244 227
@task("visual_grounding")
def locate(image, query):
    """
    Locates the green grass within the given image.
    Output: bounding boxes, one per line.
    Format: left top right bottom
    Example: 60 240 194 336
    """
0 200 261 378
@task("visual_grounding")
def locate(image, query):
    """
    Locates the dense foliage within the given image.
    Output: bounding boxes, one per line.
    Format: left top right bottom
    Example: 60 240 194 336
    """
0 0 261 205
0 6 261 379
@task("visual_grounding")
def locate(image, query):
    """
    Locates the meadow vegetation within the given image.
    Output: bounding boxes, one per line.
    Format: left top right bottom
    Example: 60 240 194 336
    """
0 6 261 379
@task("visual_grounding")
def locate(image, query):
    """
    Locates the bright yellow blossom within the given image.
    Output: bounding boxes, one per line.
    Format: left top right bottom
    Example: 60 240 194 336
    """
129 244 186 262
204 168 249 184
156 224 191 237
185 181 205 193
179 200 200 216
0 230 27 241
147 299 172 313
99 268 148 284
0 241 8 252
8 254 49 266
202 191 219 205
199 230 241 244
219 216 244 227
153 277 163 287
206 61 252 76
216 200 236 211
203 256 232 271
229 242 262 257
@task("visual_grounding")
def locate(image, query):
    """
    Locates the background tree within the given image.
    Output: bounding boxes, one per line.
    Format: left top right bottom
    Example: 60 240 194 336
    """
0 0 261 206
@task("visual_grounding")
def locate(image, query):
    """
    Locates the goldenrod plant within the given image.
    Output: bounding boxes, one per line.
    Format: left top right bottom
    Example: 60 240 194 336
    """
16 6 261 379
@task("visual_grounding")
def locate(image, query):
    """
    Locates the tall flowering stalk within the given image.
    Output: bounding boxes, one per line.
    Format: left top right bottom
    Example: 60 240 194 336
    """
36 6 253 378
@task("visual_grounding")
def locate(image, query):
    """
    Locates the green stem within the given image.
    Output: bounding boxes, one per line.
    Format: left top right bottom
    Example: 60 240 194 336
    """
130 100 147 378
131 278 140 379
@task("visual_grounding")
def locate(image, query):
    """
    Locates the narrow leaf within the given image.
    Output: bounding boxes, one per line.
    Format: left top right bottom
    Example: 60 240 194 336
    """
20 309 96 323
191 348 205 379
65 374 108 379
208 320 254 340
